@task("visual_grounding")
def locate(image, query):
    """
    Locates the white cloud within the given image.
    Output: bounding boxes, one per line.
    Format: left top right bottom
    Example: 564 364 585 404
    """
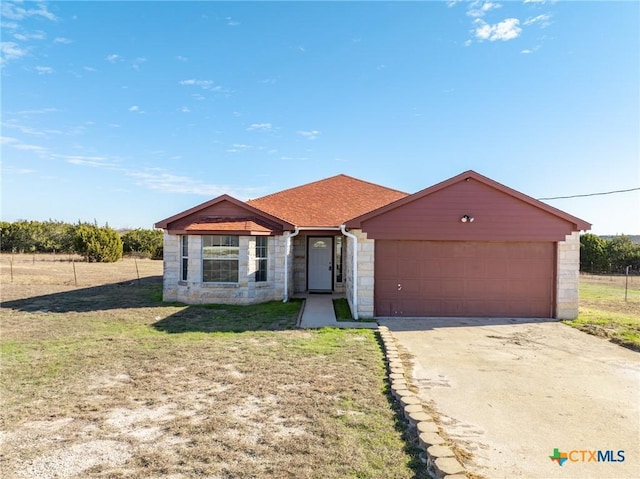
128 105 143 113
54 37 73 44
10 142 47 152
467 1 502 18
180 79 212 88
126 170 261 198
523 13 552 27
105 54 122 63
246 123 273 131
226 17 239 26
1 2 57 21
446 0 462 7
176 55 188 62
179 106 190 113
0 136 18 144
83 66 96 72
474 18 522 41
0 41 28 64
13 31 46 41
297 130 321 140
5 167 36 174
132 57 147 70
179 79 230 94
1 21 19 29
62 155 115 168
521 45 540 54
16 108 58 115
35 65 53 74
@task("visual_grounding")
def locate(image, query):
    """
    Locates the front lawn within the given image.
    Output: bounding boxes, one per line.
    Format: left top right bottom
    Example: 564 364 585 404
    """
0 278 425 479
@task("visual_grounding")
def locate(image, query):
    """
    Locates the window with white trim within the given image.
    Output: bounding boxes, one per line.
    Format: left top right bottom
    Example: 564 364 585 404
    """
180 236 188 281
255 236 268 282
202 235 239 283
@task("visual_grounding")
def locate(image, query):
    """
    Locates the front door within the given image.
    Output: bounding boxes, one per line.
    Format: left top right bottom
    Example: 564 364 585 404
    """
308 237 333 291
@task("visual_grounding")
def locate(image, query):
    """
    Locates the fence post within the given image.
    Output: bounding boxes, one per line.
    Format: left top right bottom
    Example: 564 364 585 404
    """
10 256 13 283
135 258 140 284
73 260 78 286
625 266 630 302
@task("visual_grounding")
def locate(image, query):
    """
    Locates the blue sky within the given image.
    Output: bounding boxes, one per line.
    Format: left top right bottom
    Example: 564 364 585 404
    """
1 0 638 234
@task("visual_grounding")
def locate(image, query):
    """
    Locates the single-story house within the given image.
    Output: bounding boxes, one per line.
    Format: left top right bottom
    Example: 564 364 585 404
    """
154 170 591 320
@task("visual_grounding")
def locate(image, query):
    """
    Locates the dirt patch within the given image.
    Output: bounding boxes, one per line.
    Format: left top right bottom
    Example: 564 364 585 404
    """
19 440 131 479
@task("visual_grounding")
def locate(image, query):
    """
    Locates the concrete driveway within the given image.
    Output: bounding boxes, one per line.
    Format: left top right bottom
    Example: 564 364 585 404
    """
379 318 640 479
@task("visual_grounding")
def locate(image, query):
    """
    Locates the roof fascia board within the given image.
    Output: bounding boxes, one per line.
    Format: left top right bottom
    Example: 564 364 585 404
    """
155 194 295 230
346 170 591 231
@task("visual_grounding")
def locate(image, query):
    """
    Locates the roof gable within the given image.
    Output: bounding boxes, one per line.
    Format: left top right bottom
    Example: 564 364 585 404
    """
347 170 591 241
154 194 294 234
247 174 409 227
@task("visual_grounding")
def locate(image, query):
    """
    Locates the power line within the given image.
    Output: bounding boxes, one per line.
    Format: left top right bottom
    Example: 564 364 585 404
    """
537 187 640 201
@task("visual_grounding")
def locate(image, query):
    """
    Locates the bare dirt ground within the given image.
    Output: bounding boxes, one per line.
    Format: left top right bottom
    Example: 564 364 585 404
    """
0 255 425 479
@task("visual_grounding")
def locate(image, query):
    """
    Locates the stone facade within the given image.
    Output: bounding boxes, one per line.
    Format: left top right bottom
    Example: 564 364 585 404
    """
344 229 375 319
556 231 581 319
162 232 286 305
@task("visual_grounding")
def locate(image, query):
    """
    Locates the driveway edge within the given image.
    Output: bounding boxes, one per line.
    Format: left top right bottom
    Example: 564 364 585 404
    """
378 325 468 479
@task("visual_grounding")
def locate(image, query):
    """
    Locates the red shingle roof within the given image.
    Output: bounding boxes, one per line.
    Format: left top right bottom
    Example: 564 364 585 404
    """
184 218 276 234
247 174 408 227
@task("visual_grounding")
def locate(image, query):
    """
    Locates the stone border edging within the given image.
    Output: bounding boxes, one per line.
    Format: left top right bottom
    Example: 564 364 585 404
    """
377 326 467 479
295 299 306 328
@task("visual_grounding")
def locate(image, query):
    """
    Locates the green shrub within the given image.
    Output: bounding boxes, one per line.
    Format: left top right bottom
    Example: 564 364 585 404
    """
74 223 123 263
121 228 163 259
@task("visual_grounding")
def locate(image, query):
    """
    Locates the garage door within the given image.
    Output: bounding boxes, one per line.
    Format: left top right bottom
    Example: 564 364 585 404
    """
375 241 555 318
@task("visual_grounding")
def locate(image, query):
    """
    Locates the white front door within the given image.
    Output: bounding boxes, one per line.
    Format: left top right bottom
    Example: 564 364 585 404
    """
308 237 333 291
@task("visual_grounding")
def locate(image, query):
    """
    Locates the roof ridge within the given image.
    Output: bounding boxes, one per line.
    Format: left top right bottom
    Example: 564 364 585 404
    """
248 174 407 203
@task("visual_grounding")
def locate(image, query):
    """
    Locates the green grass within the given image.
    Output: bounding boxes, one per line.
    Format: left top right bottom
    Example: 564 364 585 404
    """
333 297 354 321
563 278 640 351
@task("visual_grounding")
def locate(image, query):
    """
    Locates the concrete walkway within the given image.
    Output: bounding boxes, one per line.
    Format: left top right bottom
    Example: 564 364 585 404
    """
297 294 377 329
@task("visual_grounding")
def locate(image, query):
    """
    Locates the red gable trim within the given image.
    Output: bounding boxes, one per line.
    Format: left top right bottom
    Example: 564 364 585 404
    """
346 170 592 231
154 194 295 231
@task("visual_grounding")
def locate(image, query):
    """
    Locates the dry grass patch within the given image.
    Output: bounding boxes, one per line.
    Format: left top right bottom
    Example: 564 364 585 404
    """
0 258 425 479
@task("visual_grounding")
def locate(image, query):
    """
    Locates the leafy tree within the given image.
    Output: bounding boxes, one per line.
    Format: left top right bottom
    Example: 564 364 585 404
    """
74 223 123 262
580 233 608 272
121 228 163 259
606 235 640 272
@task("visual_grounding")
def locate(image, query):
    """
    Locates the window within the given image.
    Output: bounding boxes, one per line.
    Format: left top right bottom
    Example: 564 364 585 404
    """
180 236 188 281
255 236 268 282
335 236 343 283
202 235 239 283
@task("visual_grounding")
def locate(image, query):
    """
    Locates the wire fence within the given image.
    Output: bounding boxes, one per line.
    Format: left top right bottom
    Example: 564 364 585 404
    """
0 253 162 287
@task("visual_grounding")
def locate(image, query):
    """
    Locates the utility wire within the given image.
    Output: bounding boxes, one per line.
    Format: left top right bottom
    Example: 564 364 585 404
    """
538 187 640 201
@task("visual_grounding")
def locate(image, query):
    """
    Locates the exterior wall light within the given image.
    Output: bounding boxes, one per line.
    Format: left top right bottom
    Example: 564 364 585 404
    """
461 215 474 223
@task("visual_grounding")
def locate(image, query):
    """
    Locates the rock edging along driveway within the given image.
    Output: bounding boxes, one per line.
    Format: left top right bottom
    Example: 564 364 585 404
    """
377 326 467 479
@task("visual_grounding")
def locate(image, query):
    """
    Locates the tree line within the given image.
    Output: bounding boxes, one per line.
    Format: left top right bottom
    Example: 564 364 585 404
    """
580 234 640 274
0 220 163 262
